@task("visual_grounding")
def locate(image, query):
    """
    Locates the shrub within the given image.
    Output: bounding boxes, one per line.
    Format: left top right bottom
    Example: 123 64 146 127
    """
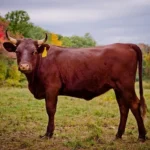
0 56 8 85
7 62 21 80
5 79 21 87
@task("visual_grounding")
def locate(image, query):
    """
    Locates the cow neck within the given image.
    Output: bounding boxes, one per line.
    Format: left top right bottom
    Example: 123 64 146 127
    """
25 54 41 84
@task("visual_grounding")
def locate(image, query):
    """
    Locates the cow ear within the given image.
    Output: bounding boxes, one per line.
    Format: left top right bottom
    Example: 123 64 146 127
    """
37 44 50 53
3 42 16 52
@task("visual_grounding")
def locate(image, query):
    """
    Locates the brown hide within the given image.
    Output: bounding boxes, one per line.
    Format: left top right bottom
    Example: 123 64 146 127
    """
56 44 137 99
29 44 135 98
3 39 147 141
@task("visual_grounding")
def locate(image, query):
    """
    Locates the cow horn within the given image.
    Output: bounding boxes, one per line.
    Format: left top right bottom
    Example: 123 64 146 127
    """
37 33 48 45
5 30 17 45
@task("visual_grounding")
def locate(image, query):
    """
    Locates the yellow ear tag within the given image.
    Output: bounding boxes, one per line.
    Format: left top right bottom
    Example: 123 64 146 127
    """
42 47 47 58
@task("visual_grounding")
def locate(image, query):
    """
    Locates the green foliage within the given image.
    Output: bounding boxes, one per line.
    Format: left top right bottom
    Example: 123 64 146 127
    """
5 10 30 23
26 25 46 39
144 53 150 67
139 45 150 79
0 55 8 83
6 61 27 87
19 73 26 82
7 62 21 80
0 55 26 87
62 36 73 47
5 10 45 39
5 10 30 34
5 61 22 87
5 79 21 87
143 53 150 79
62 33 96 48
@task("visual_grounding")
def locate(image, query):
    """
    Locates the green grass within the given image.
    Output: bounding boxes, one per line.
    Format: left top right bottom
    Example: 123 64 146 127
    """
0 84 150 150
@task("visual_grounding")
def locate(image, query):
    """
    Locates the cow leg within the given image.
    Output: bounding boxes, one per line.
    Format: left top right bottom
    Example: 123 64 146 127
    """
45 96 58 138
115 90 129 139
130 96 147 142
40 90 58 138
115 87 146 141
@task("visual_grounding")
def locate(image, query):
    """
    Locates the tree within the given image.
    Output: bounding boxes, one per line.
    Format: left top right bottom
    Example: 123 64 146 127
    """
5 10 30 35
62 33 96 48
62 37 73 47
83 33 96 47
22 24 46 39
5 10 47 39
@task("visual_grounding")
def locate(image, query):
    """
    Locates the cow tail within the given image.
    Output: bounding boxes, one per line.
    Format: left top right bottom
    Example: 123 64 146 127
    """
132 44 147 119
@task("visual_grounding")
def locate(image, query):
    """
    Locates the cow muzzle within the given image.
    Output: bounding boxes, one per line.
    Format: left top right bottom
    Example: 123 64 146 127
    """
19 63 31 73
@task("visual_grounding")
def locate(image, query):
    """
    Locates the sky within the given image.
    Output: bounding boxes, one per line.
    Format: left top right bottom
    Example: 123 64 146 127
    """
1 0 150 45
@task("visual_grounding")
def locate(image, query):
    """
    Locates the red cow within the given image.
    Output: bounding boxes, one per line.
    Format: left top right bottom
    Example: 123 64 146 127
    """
3 30 147 141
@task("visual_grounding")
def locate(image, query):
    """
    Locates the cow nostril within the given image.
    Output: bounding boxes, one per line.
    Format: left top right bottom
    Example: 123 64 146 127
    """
25 64 29 68
20 63 30 70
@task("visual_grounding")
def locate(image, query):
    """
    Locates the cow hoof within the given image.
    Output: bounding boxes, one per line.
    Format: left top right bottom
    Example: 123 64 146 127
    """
115 134 122 140
114 137 122 142
113 135 122 142
138 136 148 142
39 133 53 139
138 138 145 142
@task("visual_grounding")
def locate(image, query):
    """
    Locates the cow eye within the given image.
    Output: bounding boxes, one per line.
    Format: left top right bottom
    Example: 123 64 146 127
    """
32 51 37 55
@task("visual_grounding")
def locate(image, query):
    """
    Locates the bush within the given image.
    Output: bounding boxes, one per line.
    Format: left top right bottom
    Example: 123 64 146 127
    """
0 55 27 87
0 55 8 83
5 79 21 87
7 62 21 79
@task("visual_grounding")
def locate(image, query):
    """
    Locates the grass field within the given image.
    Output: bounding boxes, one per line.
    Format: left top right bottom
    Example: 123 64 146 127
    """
0 83 150 150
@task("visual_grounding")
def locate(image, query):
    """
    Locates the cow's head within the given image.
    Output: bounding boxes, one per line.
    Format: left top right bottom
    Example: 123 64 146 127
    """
3 30 49 74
